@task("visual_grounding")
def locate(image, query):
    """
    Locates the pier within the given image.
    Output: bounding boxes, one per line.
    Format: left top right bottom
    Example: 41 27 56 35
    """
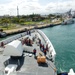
3 22 61 36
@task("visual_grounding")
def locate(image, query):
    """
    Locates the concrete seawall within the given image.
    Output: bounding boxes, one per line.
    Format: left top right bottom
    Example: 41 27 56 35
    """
4 23 61 36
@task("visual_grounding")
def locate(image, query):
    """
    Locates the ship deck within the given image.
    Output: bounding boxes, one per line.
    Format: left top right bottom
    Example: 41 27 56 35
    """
15 55 57 75
0 30 57 75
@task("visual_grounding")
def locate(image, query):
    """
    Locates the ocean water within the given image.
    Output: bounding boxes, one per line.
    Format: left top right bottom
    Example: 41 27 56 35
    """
41 23 75 73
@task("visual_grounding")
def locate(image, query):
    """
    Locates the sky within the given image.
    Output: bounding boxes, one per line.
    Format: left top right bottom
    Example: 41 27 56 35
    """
0 0 75 16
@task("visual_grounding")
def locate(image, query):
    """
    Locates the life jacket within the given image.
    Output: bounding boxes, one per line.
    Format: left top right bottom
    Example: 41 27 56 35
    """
44 49 46 53
46 44 48 50
33 49 36 53
1 42 4 47
40 43 42 47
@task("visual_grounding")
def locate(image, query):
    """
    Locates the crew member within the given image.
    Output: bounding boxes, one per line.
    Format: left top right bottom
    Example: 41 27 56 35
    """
33 48 36 56
44 49 47 56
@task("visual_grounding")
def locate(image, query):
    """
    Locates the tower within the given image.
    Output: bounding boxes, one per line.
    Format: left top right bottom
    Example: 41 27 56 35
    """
17 6 19 18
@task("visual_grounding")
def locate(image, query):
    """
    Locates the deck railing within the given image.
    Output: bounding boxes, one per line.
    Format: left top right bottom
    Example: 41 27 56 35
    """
0 30 34 47
36 29 56 62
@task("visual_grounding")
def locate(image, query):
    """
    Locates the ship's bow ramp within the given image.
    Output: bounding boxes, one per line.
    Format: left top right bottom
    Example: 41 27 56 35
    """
3 40 23 56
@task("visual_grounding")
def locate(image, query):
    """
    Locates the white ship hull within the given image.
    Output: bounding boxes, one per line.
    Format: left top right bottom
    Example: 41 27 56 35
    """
62 18 74 25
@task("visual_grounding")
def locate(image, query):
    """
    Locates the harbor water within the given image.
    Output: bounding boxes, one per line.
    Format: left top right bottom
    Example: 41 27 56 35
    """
41 23 75 73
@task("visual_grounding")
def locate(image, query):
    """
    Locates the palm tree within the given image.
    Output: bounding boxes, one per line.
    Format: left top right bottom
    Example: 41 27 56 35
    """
1 18 10 29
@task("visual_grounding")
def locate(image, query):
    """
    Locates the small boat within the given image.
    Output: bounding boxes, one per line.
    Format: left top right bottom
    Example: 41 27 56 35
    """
0 32 7 38
0 29 7 38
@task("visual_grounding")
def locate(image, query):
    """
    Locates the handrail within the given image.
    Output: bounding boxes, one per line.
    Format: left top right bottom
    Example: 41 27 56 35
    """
36 29 56 61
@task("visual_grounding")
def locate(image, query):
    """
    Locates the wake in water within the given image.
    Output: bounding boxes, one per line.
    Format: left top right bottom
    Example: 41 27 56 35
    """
60 68 67 73
56 60 67 73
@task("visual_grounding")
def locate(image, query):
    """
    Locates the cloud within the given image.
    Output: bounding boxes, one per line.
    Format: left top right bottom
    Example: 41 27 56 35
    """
0 0 75 15
45 0 75 13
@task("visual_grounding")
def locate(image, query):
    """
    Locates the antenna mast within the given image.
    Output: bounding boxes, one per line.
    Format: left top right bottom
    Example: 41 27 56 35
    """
17 6 19 18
